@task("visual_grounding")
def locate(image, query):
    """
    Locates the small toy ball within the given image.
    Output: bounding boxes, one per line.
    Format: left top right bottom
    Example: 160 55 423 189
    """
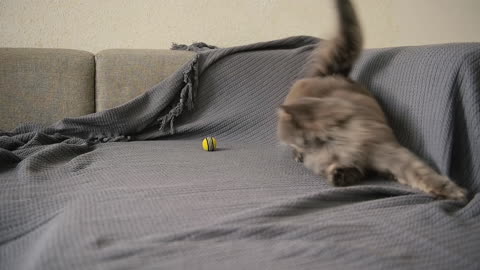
202 137 217 151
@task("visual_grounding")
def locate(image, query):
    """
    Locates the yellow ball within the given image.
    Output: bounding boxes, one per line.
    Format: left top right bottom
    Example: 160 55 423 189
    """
202 137 217 151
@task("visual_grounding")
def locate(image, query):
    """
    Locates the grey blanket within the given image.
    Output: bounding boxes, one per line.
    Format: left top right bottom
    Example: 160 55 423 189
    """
1 36 480 270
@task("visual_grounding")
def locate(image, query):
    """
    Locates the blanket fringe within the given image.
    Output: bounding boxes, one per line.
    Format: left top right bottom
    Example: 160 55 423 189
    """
171 42 218 52
156 54 199 135
88 135 131 144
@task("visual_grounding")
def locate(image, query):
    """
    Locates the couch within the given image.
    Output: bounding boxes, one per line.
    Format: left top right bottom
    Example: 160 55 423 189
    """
1 38 479 270
0 48 194 131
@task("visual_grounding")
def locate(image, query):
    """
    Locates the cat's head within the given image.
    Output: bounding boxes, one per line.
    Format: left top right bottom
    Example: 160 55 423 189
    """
277 97 355 151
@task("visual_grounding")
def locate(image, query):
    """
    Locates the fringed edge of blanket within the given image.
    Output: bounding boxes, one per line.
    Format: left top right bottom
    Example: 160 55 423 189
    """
155 54 200 135
2 42 208 149
171 42 218 52
87 50 201 142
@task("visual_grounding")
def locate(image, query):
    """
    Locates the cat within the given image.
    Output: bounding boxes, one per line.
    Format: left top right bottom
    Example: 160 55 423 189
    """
277 0 467 201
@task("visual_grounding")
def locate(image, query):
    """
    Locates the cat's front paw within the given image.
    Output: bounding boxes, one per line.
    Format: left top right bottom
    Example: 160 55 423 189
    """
326 165 363 187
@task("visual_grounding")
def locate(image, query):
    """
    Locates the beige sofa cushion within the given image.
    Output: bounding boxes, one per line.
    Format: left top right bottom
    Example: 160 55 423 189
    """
95 49 195 112
0 48 95 131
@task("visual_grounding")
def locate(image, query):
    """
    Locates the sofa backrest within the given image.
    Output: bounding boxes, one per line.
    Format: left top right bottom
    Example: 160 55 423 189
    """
0 48 195 131
95 49 194 112
0 48 95 131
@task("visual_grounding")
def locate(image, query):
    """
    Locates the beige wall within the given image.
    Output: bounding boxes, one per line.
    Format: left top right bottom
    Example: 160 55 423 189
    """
1 0 479 53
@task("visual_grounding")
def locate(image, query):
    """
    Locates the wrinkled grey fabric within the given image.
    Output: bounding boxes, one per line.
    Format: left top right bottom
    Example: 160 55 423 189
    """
1 36 480 270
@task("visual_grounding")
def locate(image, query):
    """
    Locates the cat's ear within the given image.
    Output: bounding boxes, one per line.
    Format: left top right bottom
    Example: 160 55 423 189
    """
278 104 311 129
278 105 294 121
279 104 314 119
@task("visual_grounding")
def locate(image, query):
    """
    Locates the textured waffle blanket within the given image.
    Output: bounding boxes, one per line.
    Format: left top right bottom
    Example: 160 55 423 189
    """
1 36 480 270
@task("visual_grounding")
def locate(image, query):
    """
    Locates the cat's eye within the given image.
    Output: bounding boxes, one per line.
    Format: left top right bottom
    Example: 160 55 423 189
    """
314 137 326 146
302 135 326 148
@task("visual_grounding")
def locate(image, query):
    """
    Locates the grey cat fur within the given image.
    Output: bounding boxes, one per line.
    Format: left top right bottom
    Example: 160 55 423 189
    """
277 0 467 201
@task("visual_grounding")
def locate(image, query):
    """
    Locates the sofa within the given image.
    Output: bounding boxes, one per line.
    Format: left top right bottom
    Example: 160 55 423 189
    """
0 48 194 131
1 38 479 270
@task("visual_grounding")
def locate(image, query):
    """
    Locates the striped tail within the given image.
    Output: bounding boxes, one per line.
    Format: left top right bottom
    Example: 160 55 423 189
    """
306 0 363 77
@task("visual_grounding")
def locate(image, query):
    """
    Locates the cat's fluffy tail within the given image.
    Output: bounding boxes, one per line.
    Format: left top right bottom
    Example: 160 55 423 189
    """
371 143 467 201
306 0 363 77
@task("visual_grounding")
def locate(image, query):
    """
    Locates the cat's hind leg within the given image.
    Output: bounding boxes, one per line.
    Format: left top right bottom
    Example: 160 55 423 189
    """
371 143 467 201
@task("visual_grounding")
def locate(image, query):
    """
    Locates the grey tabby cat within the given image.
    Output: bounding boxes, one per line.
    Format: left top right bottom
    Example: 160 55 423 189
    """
277 0 467 201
